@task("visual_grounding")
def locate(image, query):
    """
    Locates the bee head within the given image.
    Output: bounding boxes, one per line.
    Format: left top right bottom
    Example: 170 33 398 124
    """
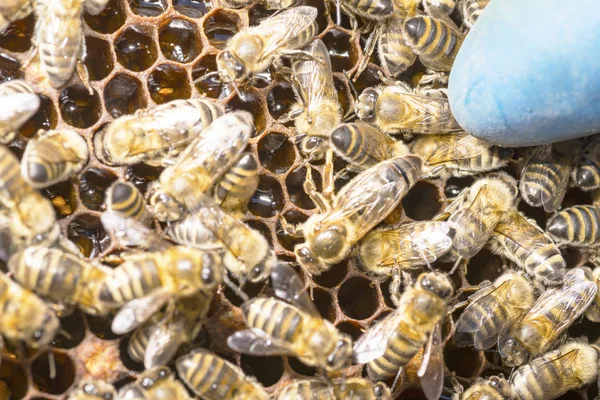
498 336 529 367
300 136 327 161
417 271 453 299
326 334 353 371
216 51 247 83
373 382 392 399
311 225 348 261
146 182 185 222
355 88 379 120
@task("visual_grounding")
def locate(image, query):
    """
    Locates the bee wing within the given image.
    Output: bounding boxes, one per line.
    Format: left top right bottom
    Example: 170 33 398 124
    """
245 6 318 59
144 318 187 369
271 262 319 316
424 134 492 165
0 93 40 133
354 123 399 162
111 289 172 335
424 4 463 36
514 348 580 386
100 212 171 251
291 39 337 116
418 323 444 400
227 328 297 356
353 309 404 364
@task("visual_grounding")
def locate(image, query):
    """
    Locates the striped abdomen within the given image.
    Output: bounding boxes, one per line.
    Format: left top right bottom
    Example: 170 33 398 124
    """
177 349 268 400
461 0 490 27
344 0 393 20
0 145 30 205
520 163 567 211
214 153 259 216
403 16 463 71
128 320 153 363
379 17 417 76
454 290 509 350
99 257 162 307
448 208 488 258
331 123 395 169
573 142 600 190
287 18 318 50
454 146 514 173
107 181 150 223
242 297 302 343
547 205 600 247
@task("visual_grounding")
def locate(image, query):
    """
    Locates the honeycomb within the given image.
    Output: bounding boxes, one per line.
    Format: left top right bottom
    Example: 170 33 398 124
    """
0 1 596 399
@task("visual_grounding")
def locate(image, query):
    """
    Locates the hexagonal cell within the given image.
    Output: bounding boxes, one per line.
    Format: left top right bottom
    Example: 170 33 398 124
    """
115 26 158 72
285 167 321 210
126 163 162 194
444 176 475 199
258 132 295 174
84 36 114 81
31 351 75 394
0 358 28 399
402 181 442 221
248 175 284 217
444 342 482 378
353 65 383 93
312 261 348 288
86 314 121 340
227 95 267 136
276 210 308 251
288 357 317 377
53 311 86 349
335 321 363 341
41 180 77 218
0 14 34 52
104 74 147 118
313 287 336 323
80 168 118 211
129 0 167 16
203 11 240 50
338 277 379 320
84 0 126 33
0 54 22 82
18 95 57 138
67 214 111 258
59 85 102 129
322 29 357 73
240 355 283 387
148 64 191 104
465 249 505 285
174 0 212 17
267 83 295 122
192 54 232 100
159 19 202 63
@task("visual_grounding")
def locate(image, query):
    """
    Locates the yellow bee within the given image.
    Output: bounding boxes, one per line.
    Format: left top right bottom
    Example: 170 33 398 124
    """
459 0 490 28
572 136 600 191
355 82 461 135
228 263 353 371
453 270 535 350
94 99 224 167
0 0 33 31
585 267 600 322
277 378 392 400
177 348 269 400
105 180 152 226
453 376 513 400
354 271 453 400
221 0 295 9
0 79 40 143
546 204 600 248
67 380 117 400
498 267 597 366
21 129 89 188
118 366 191 400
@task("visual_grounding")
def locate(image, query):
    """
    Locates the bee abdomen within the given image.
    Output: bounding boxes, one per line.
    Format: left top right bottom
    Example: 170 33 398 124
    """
289 20 319 50
367 329 423 380
107 181 149 223
547 205 600 246
522 244 566 283
331 124 372 166
520 164 562 207
378 34 417 76
190 99 225 127
404 16 462 71
0 146 24 199
99 259 162 306
128 322 153 363
573 157 600 190
214 153 259 211
347 0 393 20
242 297 302 342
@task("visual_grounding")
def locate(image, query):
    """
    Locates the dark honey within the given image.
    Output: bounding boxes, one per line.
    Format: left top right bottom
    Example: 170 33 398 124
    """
0 15 33 53
285 167 321 210
79 168 118 211
84 37 114 81
147 64 191 104
53 312 87 350
104 74 146 118
58 86 102 129
128 0 167 17
258 132 295 174
267 83 295 123
227 95 267 136
276 210 307 251
173 0 213 18
67 216 111 258
192 54 232 99
322 29 356 73
0 359 28 399
248 175 284 217
159 19 202 64
0 54 22 82
18 95 57 139
42 181 76 217
203 13 239 50
125 163 162 194
115 26 157 72
83 0 126 34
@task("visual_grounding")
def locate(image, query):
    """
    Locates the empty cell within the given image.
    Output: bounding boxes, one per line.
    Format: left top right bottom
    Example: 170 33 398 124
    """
59 85 102 129
125 163 163 194
224 279 265 307
79 168 118 211
148 64 191 104
335 321 363 341
0 358 28 399
518 200 548 229
288 357 317 377
313 287 336 322
402 181 442 221
86 314 121 340
241 354 283 387
67 214 112 258
267 83 295 121
258 132 295 174
444 342 482 378
174 0 213 18
312 261 348 288
53 311 86 349
84 0 126 33
0 14 34 52
159 19 202 63
337 277 379 320
104 74 146 118
465 249 505 287
203 12 240 50
115 26 157 72
353 65 382 93
31 351 75 394
129 0 167 17
84 37 114 81
248 175 284 217
444 176 475 199
18 95 57 138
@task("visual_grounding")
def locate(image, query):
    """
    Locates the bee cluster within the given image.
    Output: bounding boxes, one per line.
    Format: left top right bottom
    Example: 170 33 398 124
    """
0 0 600 399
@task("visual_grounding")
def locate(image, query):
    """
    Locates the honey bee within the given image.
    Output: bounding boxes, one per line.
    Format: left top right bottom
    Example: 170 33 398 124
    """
572 136 600 191
354 271 453 400
105 180 152 226
94 99 224 167
21 129 89 188
213 153 259 219
330 122 409 172
586 267 600 322
358 221 453 277
403 5 465 71
520 140 581 213
453 376 513 400
410 133 514 178
498 267 596 366
354 82 461 135
546 205 600 248
0 272 59 348
288 39 341 161
177 348 269 400
146 110 254 222
277 378 392 400
459 0 490 28
489 209 567 284
452 270 535 350
216 6 318 91
0 79 40 144
281 153 425 274
510 341 598 400
67 380 117 400
167 194 277 284
129 291 213 369
424 0 456 14
8 245 111 315
376 12 418 78
228 263 353 371
0 0 33 31
221 0 294 10
444 172 518 259
0 144 58 246
118 366 191 400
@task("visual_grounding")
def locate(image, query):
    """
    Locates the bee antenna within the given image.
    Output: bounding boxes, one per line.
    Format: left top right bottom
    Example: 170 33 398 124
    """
192 71 221 85
447 257 464 277
230 81 248 102
223 275 249 303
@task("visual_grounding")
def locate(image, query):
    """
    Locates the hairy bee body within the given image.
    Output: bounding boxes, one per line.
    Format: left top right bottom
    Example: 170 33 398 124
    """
510 342 598 400
213 152 259 219
341 0 393 20
67 380 116 400
9 246 110 315
425 0 455 14
489 210 566 284
118 366 191 400
331 122 409 171
459 0 490 28
453 376 513 400
277 378 392 400
453 271 535 350
498 268 596 366
221 0 294 9
546 205 600 247
355 83 460 135
0 272 59 347
0 0 33 31
585 267 600 322
573 138 600 190
177 348 269 400
106 181 151 225
95 99 224 167
21 129 89 188
378 13 418 77
0 79 40 143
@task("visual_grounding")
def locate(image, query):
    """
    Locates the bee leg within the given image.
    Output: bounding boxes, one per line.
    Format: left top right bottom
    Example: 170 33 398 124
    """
278 215 304 238
277 107 304 125
352 25 383 82
304 166 331 212
322 149 335 203
77 36 93 95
